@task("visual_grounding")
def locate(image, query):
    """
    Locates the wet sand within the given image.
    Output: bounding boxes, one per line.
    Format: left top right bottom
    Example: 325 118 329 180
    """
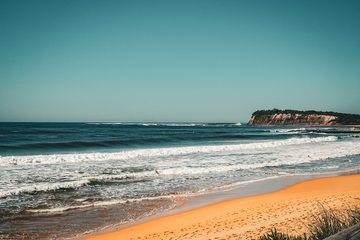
80 174 360 240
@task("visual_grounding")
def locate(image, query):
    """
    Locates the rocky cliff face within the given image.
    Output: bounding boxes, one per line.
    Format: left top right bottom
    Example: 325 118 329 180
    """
247 113 339 126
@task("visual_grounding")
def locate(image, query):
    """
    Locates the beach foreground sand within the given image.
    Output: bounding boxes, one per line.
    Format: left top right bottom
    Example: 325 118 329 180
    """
83 175 360 240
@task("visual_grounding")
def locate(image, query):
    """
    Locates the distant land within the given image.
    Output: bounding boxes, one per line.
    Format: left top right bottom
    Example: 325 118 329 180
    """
247 109 360 126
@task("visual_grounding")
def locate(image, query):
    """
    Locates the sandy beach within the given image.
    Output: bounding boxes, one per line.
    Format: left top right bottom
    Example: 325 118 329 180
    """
79 174 360 240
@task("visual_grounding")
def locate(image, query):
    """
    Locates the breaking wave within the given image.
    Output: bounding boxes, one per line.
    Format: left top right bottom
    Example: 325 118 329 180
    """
0 136 338 166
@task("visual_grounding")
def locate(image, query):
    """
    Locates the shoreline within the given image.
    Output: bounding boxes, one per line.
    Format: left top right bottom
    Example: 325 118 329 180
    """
72 170 360 240
245 124 360 127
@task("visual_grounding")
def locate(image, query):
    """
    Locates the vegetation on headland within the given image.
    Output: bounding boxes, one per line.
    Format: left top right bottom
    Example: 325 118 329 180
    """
259 202 360 240
252 109 360 125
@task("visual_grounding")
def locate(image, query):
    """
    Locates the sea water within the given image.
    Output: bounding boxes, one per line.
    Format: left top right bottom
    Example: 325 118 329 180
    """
0 122 360 239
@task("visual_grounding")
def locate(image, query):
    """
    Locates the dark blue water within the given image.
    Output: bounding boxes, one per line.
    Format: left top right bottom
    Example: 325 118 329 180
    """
0 122 306 159
0 122 251 155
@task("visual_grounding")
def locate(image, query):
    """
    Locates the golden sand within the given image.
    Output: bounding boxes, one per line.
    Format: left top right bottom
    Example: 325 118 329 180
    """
82 175 360 240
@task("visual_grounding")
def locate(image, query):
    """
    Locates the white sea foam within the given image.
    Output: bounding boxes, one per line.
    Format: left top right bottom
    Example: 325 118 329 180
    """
320 166 339 169
0 136 338 166
154 144 351 176
23 194 181 214
11 176 282 214
270 128 305 133
0 179 90 198
3 136 358 199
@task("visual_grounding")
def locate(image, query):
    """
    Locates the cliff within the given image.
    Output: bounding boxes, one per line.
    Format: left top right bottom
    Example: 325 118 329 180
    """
247 109 360 126
248 113 338 126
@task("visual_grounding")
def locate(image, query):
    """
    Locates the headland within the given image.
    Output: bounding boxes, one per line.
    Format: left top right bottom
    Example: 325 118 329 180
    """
247 109 360 126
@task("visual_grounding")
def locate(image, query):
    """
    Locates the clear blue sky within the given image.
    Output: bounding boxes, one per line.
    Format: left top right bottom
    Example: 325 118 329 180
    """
1 0 359 122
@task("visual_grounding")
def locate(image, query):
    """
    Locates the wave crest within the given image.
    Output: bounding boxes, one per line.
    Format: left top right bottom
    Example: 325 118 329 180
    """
0 136 338 166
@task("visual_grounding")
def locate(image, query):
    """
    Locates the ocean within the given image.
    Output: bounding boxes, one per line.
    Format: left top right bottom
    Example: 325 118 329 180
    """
1 122 360 239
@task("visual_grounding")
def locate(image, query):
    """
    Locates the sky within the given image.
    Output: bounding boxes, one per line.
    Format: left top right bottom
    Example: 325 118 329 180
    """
1 0 360 123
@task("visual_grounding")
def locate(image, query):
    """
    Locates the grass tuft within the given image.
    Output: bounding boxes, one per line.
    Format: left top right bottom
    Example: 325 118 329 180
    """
259 228 308 240
259 201 360 240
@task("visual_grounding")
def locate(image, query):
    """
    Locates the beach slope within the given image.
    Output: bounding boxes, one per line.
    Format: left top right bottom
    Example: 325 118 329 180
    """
82 175 360 240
